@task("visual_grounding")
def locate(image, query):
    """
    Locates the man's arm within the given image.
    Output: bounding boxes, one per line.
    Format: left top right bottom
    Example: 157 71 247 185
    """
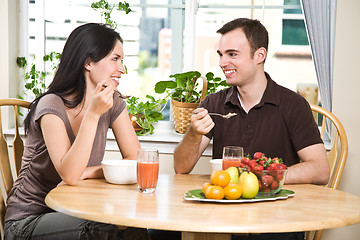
285 143 330 185
174 108 214 174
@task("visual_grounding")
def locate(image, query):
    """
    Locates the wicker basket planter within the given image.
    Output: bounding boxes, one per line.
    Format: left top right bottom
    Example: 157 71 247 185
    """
171 77 207 134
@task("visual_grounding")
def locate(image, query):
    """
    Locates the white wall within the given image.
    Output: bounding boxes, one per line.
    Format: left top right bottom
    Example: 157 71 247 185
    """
1 0 21 129
321 0 360 239
0 0 10 99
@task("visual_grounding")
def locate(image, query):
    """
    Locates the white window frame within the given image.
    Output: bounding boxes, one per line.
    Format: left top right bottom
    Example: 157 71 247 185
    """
275 0 311 56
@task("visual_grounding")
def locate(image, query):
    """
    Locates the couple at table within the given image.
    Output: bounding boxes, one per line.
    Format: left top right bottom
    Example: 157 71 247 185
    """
4 18 329 240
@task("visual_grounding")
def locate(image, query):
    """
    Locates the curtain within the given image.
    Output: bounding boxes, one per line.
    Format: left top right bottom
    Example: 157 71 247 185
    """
300 0 337 112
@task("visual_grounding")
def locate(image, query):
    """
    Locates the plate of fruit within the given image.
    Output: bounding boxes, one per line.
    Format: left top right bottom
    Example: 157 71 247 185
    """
184 152 295 203
184 188 294 203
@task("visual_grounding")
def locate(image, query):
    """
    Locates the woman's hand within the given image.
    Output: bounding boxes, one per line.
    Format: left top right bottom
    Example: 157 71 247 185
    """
79 166 104 180
87 81 115 118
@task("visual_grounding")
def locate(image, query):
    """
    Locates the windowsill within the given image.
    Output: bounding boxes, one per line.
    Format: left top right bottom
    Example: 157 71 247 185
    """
106 121 213 156
274 45 312 59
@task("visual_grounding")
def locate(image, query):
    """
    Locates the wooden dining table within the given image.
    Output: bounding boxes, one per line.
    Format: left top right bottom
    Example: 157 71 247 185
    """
45 174 360 240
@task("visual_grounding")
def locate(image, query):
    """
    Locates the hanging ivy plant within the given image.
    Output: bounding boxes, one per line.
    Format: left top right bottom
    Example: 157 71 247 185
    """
91 0 132 29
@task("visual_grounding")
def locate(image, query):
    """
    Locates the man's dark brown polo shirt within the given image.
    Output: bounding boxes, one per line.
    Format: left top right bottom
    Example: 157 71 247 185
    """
199 72 323 166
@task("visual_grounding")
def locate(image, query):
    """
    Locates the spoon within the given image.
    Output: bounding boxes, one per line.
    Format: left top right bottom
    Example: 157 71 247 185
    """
102 84 131 99
208 112 237 119
193 110 237 119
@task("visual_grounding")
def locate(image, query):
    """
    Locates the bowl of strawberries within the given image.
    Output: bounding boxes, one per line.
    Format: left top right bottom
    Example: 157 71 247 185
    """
239 152 288 197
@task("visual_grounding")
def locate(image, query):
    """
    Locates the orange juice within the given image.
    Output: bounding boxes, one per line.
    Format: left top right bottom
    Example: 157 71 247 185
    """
137 162 159 189
222 158 241 170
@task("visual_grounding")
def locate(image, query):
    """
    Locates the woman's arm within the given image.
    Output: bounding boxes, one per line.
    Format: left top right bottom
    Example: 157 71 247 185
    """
111 108 140 160
41 83 115 185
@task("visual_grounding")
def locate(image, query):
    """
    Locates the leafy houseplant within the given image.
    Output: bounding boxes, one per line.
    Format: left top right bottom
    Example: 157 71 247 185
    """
154 71 228 102
126 95 167 136
16 52 61 99
91 0 132 29
154 71 228 134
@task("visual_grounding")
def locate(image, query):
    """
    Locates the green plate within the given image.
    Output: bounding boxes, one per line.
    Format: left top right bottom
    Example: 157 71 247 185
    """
184 189 295 203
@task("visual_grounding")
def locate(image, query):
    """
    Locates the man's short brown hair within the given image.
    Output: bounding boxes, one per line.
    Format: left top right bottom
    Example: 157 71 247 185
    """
217 18 269 56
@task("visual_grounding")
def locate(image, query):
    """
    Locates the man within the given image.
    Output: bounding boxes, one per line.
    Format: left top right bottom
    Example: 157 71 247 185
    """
174 18 329 185
174 17 330 240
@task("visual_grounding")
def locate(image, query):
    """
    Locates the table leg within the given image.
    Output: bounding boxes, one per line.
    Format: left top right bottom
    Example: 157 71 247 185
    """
182 232 231 240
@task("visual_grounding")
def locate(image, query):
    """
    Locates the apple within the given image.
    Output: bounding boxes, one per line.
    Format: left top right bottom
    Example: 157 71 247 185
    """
239 171 259 199
225 167 239 184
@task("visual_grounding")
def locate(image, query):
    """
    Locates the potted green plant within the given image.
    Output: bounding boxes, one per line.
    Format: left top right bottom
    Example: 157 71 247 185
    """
154 71 228 134
91 0 132 29
126 95 167 136
16 51 61 99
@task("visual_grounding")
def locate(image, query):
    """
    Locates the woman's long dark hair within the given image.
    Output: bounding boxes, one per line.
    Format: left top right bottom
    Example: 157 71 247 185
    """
24 23 123 134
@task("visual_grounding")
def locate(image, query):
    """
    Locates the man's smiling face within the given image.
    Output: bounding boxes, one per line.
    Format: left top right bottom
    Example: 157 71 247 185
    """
217 28 259 87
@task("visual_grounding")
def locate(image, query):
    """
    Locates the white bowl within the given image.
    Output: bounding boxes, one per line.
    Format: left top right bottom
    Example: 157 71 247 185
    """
101 159 137 184
210 159 222 172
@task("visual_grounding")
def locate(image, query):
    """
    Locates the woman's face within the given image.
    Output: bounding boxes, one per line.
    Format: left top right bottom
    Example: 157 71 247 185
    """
85 39 126 89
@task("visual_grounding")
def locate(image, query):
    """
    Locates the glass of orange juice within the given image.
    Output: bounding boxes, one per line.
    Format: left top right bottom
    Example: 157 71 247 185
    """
222 146 244 170
137 148 159 193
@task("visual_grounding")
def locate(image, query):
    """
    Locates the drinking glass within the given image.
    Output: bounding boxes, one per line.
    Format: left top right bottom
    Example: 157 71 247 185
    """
222 146 244 170
137 148 159 193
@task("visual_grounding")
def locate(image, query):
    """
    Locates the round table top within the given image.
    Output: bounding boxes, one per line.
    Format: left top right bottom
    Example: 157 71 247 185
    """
45 174 360 234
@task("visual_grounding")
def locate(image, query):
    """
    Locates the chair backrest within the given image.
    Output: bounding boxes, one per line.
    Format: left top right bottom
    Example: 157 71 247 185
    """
310 105 348 190
306 104 348 240
0 98 30 238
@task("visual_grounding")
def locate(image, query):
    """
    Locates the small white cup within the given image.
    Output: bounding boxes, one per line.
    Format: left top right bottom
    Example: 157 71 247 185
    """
210 159 223 172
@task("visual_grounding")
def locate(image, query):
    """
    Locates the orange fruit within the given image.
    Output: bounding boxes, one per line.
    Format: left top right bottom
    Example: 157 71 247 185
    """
210 170 231 187
224 183 242 200
202 182 212 194
205 185 225 200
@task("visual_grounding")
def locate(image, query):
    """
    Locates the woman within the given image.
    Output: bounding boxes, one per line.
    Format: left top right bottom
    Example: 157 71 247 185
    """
4 23 149 240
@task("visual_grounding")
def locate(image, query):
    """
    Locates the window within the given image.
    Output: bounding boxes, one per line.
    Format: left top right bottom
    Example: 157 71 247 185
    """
25 0 317 118
282 0 309 46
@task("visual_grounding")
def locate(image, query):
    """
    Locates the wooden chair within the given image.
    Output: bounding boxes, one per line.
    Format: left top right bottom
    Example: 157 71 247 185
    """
0 98 30 239
306 105 348 240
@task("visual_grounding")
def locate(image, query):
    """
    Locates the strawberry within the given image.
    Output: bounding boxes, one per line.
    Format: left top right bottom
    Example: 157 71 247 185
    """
253 164 264 172
272 157 284 164
270 180 279 190
241 157 251 165
274 163 287 181
267 163 277 170
253 164 264 178
253 152 264 160
249 159 257 170
276 163 287 170
239 163 251 172
260 174 274 189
